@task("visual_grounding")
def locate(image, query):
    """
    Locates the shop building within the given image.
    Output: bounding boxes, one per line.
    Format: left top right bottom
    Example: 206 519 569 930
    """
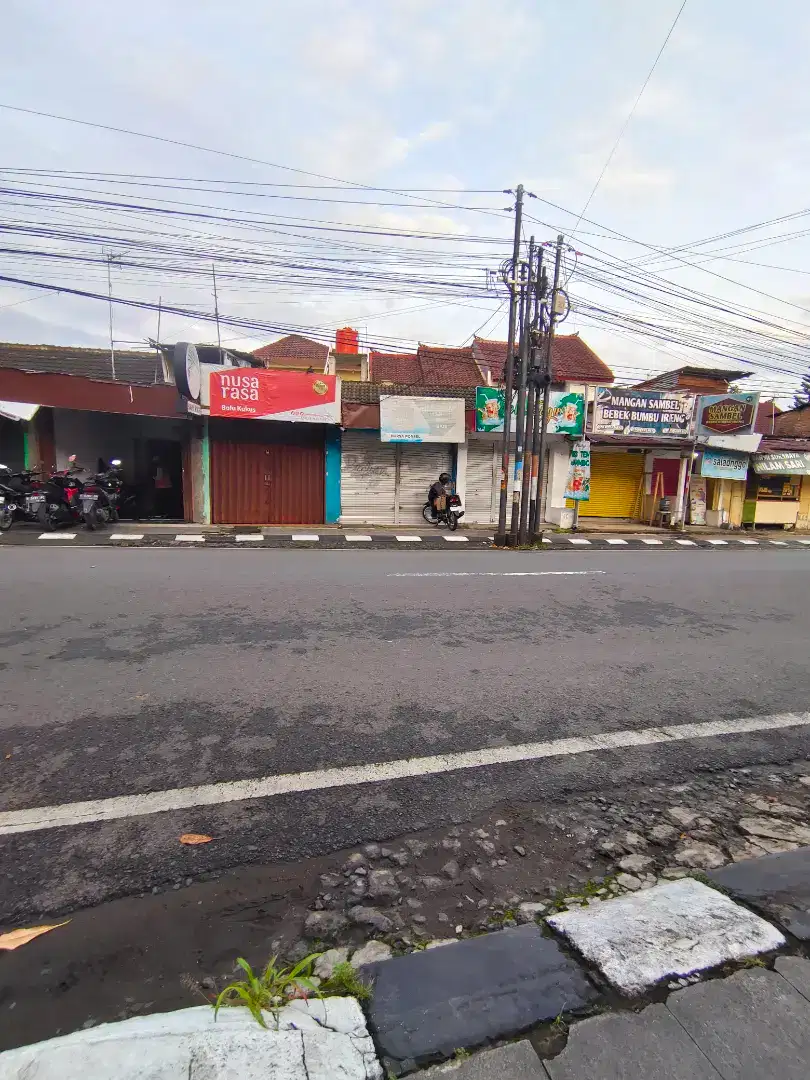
339 348 476 524
470 335 615 525
0 344 198 520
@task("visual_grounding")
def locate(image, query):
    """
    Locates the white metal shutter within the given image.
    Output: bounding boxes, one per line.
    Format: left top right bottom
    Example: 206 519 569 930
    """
340 431 396 524
465 443 498 523
396 444 453 524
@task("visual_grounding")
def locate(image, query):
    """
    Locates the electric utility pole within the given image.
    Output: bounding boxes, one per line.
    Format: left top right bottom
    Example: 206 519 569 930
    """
530 234 565 537
212 263 222 360
522 248 547 542
509 237 535 544
106 253 117 381
495 184 524 545
518 243 543 544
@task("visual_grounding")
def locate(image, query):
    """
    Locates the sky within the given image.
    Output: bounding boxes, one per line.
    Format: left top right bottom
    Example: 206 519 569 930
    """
1 0 809 399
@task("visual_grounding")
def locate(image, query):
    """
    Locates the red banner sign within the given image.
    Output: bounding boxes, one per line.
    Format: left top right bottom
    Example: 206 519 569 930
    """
209 369 340 424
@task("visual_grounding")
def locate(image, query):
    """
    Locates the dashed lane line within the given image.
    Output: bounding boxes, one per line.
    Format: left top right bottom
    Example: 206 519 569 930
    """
388 570 606 577
38 533 76 540
2 710 807 836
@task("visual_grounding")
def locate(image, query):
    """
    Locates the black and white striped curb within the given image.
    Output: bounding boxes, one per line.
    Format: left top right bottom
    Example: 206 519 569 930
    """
2 530 810 550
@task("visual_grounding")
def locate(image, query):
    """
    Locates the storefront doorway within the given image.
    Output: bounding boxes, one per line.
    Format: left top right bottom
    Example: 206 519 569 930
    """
209 419 325 524
577 450 644 518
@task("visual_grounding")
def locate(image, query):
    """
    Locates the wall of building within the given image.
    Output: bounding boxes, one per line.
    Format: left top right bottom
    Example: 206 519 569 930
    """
799 476 810 531
52 409 189 479
543 438 571 525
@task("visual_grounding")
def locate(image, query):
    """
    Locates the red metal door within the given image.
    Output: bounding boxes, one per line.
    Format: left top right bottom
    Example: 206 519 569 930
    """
210 426 325 524
264 442 324 524
210 439 267 524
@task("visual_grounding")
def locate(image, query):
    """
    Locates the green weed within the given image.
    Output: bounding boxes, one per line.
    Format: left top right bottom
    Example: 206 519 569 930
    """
213 954 320 1029
320 961 372 1002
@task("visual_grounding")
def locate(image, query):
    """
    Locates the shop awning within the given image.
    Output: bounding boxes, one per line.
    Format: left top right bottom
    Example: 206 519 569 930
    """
0 399 39 422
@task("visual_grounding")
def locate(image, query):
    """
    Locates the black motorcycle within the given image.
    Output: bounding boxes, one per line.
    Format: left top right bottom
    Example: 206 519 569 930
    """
422 491 465 531
37 458 84 531
79 459 124 530
5 468 46 525
0 466 18 531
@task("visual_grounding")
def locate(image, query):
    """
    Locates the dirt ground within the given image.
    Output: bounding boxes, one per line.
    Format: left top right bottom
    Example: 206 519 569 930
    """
2 757 809 1052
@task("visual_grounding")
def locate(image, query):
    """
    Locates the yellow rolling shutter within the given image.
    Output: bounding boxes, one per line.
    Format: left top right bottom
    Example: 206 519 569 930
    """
578 451 644 518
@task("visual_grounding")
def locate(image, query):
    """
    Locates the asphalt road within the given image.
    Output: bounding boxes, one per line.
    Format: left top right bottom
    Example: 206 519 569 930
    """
2 545 810 919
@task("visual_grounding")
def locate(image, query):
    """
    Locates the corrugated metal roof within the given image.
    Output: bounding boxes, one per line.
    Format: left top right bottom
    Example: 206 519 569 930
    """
342 381 476 408
0 343 163 385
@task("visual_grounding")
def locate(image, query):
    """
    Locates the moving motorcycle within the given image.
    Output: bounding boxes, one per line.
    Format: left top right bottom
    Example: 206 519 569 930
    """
79 459 124 530
422 491 465 531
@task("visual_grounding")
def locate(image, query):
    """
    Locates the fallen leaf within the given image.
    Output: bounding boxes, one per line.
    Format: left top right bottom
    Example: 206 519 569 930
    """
0 921 70 951
4 754 11 761
179 833 213 845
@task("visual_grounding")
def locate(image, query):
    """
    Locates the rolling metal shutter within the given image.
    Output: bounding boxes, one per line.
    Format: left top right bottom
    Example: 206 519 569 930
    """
578 451 644 518
340 431 396 524
397 444 453 524
465 443 498 523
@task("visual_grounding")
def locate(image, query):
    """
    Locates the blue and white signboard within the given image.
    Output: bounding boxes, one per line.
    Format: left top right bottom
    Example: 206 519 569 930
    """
380 395 466 443
700 448 749 480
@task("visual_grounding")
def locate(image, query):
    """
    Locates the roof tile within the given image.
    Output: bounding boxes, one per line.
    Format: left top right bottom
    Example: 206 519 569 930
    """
252 334 329 366
472 334 614 385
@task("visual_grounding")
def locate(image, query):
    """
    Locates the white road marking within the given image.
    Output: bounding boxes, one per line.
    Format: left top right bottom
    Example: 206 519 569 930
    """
443 535 469 542
38 533 76 540
3 710 808 836
605 538 628 545
738 539 758 545
796 540 810 545
235 534 264 542
641 539 663 545
292 534 320 541
395 535 422 542
389 571 606 577
174 534 205 542
675 539 696 546
542 538 552 544
769 541 788 546
345 534 372 542
705 539 728 545
109 533 144 541
569 538 591 545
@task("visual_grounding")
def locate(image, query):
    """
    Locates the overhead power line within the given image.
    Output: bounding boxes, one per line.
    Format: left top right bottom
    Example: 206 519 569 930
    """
571 0 688 234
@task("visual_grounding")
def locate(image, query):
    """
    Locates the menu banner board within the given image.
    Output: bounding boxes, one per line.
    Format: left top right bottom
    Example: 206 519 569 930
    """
565 440 591 501
474 387 584 435
591 387 693 439
752 450 810 475
380 395 466 443
700 448 750 480
696 392 759 437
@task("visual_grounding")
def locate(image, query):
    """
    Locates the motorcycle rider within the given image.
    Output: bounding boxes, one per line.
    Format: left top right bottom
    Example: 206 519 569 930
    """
428 471 452 519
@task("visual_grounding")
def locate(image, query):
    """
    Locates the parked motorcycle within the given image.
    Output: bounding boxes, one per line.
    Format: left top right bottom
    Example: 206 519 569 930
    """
79 459 124 530
0 466 19 531
5 468 46 525
37 457 84 530
422 492 465 531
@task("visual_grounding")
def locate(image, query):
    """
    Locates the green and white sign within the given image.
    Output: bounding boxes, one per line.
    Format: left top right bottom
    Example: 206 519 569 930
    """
546 391 585 435
475 387 584 435
565 439 591 501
